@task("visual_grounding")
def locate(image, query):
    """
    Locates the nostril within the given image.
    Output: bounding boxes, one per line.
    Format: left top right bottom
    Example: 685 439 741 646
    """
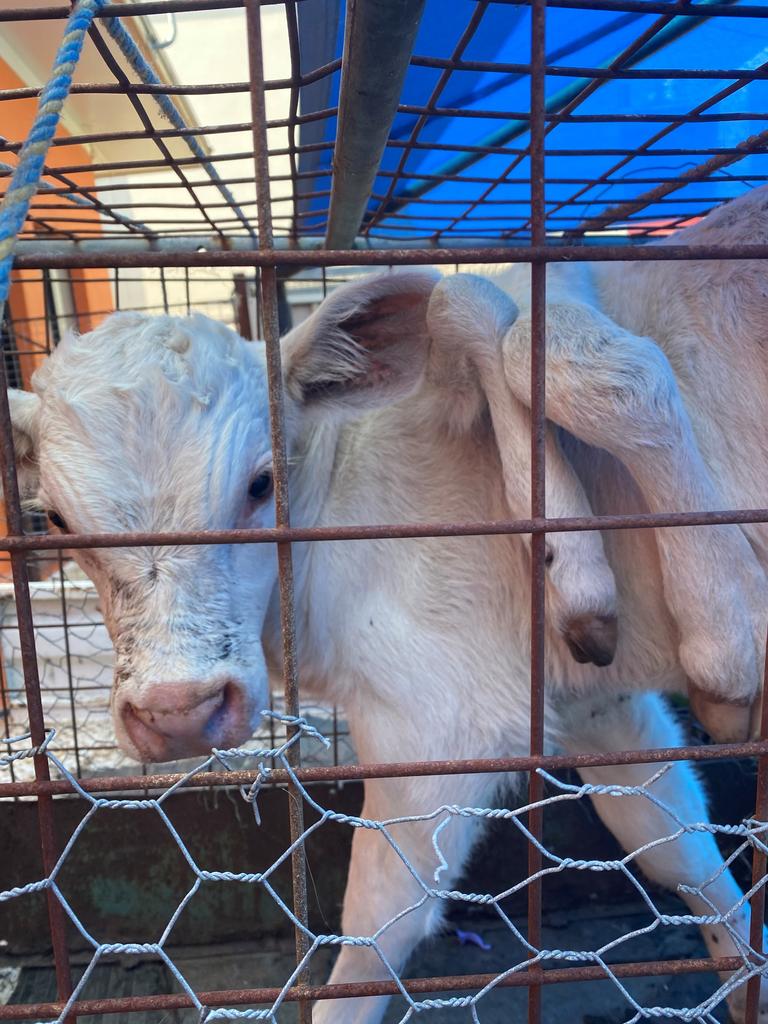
120 679 250 761
203 682 234 740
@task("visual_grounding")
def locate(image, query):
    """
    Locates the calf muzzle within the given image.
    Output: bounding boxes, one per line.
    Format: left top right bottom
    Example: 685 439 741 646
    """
120 678 251 762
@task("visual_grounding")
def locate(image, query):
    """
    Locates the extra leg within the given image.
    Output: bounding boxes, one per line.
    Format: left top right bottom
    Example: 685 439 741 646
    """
559 691 768 1022
503 298 768 740
426 274 618 669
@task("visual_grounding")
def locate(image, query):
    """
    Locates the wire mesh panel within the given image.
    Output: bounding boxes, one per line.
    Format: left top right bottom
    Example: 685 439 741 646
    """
2 1 768 1024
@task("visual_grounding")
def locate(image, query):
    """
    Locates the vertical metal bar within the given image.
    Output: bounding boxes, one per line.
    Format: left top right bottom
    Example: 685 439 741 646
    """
0 632 15 785
159 267 170 314
0 341 74 1015
245 2 312 1019
527 2 547 1022
744 633 768 1024
234 274 254 339
184 266 191 315
43 277 82 777
56 552 81 777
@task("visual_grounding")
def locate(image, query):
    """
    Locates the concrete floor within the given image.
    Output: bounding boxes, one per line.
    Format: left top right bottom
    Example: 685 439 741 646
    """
6 898 734 1023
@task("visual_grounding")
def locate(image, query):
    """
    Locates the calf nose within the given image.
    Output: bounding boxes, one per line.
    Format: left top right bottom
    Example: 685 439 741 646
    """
121 679 250 762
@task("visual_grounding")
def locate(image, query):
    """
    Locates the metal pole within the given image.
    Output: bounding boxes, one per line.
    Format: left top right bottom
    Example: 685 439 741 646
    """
245 2 312 1019
0 336 74 1015
528 2 547 1020
324 0 426 248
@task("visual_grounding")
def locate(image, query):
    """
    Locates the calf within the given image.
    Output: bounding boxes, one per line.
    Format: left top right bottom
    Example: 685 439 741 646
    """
7 186 768 1021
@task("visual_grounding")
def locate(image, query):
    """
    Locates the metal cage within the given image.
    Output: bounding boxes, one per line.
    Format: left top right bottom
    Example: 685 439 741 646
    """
2 1 768 1022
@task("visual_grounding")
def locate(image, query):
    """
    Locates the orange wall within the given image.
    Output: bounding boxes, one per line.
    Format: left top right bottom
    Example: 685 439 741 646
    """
1 57 115 581
3 57 114 337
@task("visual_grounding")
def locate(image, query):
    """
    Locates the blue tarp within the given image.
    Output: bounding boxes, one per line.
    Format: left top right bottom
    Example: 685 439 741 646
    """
296 0 768 242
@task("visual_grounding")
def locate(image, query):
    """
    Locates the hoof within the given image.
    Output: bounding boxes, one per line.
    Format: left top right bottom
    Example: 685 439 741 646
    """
688 682 755 743
564 613 618 667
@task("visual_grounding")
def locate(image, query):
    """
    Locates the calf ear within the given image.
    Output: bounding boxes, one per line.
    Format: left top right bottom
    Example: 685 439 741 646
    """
282 269 440 414
1 389 41 500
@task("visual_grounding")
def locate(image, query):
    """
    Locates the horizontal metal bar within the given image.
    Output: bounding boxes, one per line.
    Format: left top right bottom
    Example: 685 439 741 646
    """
0 0 302 19
12 240 768 269
3 507 768 554
0 955 750 1019
2 0 767 21
409 55 768 82
3 739 768 799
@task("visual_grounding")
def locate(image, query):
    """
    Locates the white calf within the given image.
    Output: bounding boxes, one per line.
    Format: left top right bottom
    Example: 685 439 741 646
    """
6 186 768 1021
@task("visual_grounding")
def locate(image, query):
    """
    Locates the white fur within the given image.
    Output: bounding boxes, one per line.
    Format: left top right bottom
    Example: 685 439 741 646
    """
8 190 768 1021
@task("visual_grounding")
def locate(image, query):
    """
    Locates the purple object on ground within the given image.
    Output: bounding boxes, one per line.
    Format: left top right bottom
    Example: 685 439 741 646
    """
455 928 492 951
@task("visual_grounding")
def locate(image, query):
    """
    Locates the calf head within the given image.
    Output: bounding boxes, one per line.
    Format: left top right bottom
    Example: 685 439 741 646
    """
4 271 441 763
7 312 280 761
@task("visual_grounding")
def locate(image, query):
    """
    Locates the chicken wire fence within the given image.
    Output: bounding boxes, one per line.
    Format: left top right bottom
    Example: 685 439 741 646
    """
3 716 768 1024
2 0 768 1023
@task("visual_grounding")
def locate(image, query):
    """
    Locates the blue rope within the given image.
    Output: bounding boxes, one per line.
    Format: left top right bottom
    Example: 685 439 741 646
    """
0 0 107 312
101 16 256 238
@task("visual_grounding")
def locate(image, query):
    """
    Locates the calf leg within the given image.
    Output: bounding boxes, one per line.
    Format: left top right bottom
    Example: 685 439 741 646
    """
313 771 503 1024
504 301 767 740
427 274 618 669
559 691 768 1022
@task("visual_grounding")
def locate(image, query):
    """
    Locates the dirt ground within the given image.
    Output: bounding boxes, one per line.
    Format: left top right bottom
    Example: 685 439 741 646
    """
5 895 734 1023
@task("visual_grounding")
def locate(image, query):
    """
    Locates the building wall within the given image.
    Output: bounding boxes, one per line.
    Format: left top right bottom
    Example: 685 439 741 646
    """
1 57 114 582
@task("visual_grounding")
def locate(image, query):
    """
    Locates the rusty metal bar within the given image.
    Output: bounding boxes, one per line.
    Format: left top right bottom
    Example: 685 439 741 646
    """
245 2 312 1016
540 49 768 238
455 0 700 243
362 0 487 238
83 19 227 243
0 0 298 17
373 0 732 235
0 955 750 1019
1 0 768 19
13 241 768 268
527 3 547 1019
233 274 254 338
5 507 768 555
284 0 302 241
744 632 768 1023
324 0 426 248
3 737 768 800
571 121 768 236
0 335 73 1010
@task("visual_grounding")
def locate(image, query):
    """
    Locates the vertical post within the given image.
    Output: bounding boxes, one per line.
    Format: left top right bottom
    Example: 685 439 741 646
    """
245 2 312 1021
0 340 74 1015
527 2 547 1022
43 273 82 778
234 274 254 339
744 635 768 1024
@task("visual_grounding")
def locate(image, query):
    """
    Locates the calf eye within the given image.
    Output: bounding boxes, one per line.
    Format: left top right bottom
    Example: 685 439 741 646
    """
47 511 69 532
248 471 274 502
